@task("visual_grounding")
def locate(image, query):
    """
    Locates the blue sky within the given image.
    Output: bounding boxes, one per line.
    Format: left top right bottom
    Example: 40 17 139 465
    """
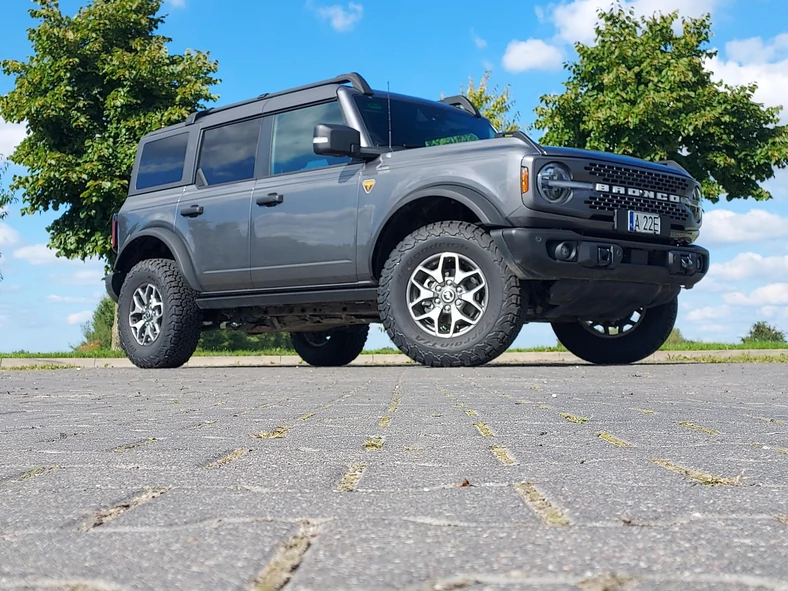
1 0 788 352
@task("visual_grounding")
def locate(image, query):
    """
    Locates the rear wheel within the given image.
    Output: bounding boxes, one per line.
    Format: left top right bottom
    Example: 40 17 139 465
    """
378 221 524 367
290 325 369 367
118 258 202 369
551 297 678 365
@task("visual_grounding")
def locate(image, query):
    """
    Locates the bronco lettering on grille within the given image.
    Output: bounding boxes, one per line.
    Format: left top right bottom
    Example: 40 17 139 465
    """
594 183 681 204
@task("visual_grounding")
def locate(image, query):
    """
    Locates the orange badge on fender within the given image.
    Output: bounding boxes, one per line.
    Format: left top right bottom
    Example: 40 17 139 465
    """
362 179 376 194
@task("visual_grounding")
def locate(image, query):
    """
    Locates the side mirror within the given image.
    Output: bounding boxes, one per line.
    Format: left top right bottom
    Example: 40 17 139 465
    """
313 124 360 158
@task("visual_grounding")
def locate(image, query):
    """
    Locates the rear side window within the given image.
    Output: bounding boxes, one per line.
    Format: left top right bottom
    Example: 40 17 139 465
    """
198 118 261 185
135 132 189 190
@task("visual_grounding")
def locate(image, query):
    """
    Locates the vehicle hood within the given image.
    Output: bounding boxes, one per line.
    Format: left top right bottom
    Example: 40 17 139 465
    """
539 145 692 178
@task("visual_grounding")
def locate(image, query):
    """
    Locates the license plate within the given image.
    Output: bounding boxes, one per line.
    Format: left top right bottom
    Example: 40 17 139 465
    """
628 211 661 235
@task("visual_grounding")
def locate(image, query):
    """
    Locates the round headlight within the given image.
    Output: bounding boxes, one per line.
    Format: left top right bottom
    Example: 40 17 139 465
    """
537 163 573 203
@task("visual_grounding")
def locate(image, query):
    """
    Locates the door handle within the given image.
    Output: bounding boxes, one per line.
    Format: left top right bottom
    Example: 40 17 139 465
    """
180 204 204 217
256 193 284 207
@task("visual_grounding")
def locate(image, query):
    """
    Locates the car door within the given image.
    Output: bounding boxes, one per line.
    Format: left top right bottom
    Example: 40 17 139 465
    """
250 100 362 290
175 117 261 293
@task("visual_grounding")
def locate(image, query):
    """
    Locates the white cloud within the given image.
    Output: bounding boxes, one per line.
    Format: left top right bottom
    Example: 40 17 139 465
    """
47 294 95 304
12 244 60 265
723 283 788 306
66 310 92 325
700 209 788 246
0 117 26 160
11 244 103 274
724 34 788 65
471 29 487 49
50 269 104 286
698 324 727 334
0 223 20 246
686 305 732 322
706 33 788 125
313 2 363 32
689 276 733 294
708 56 788 124
502 39 564 72
711 253 788 282
544 0 725 46
759 305 788 320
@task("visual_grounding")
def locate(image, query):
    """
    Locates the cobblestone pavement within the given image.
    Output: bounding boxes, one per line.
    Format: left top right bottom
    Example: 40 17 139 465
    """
0 363 787 591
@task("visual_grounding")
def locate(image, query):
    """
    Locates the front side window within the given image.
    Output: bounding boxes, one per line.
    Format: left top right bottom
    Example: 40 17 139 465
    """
136 132 189 190
353 95 496 149
271 102 349 175
198 118 261 185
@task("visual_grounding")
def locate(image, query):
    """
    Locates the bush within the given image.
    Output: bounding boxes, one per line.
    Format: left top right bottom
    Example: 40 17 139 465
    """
741 321 786 344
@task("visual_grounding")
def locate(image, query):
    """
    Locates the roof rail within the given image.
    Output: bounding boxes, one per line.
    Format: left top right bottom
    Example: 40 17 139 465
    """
258 72 373 100
184 72 373 126
440 95 480 118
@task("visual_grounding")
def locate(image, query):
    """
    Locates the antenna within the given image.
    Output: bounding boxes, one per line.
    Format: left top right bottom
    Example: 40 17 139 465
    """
386 81 392 150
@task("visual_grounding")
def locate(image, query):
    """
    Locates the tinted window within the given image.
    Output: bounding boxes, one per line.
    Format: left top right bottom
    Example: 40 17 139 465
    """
353 95 496 149
136 133 189 190
271 102 349 175
198 118 261 185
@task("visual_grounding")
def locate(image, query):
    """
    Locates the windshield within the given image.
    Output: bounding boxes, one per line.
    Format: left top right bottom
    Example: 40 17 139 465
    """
353 94 496 149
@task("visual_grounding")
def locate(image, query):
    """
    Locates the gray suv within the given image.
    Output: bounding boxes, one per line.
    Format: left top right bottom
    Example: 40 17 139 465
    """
105 72 708 369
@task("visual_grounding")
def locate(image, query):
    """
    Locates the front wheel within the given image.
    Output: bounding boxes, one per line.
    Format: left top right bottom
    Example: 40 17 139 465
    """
551 297 678 365
378 221 525 367
290 325 369 367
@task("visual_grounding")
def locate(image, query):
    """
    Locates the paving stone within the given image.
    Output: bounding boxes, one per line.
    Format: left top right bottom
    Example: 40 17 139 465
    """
1 363 787 590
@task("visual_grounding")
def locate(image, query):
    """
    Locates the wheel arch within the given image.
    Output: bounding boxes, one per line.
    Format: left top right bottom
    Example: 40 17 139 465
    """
369 185 508 279
115 229 201 292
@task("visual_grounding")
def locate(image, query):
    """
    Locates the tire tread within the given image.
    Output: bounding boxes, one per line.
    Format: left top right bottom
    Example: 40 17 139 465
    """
378 221 524 367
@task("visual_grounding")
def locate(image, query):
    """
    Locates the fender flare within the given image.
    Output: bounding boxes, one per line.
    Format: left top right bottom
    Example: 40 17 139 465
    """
116 227 202 292
368 183 509 275
391 184 509 227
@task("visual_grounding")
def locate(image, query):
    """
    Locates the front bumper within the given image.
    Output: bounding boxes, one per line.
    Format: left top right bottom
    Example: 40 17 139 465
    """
492 228 708 288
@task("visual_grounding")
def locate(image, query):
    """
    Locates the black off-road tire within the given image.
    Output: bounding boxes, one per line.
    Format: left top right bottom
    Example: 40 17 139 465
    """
290 325 369 367
118 258 202 369
378 221 525 367
551 297 678 365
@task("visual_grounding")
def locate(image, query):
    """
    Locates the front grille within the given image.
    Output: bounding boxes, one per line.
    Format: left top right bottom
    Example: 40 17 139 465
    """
586 194 689 221
585 162 690 195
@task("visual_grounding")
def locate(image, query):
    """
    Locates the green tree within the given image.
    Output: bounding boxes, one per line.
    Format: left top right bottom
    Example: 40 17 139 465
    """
0 0 220 264
461 70 520 132
741 321 786 344
0 158 10 280
79 295 116 349
197 330 294 353
664 327 689 346
532 6 788 203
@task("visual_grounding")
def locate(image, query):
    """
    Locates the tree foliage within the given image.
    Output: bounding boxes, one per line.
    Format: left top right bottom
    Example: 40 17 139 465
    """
532 6 788 203
462 70 519 132
0 0 220 266
0 158 10 280
79 295 116 349
664 327 688 345
197 330 293 353
741 321 786 344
